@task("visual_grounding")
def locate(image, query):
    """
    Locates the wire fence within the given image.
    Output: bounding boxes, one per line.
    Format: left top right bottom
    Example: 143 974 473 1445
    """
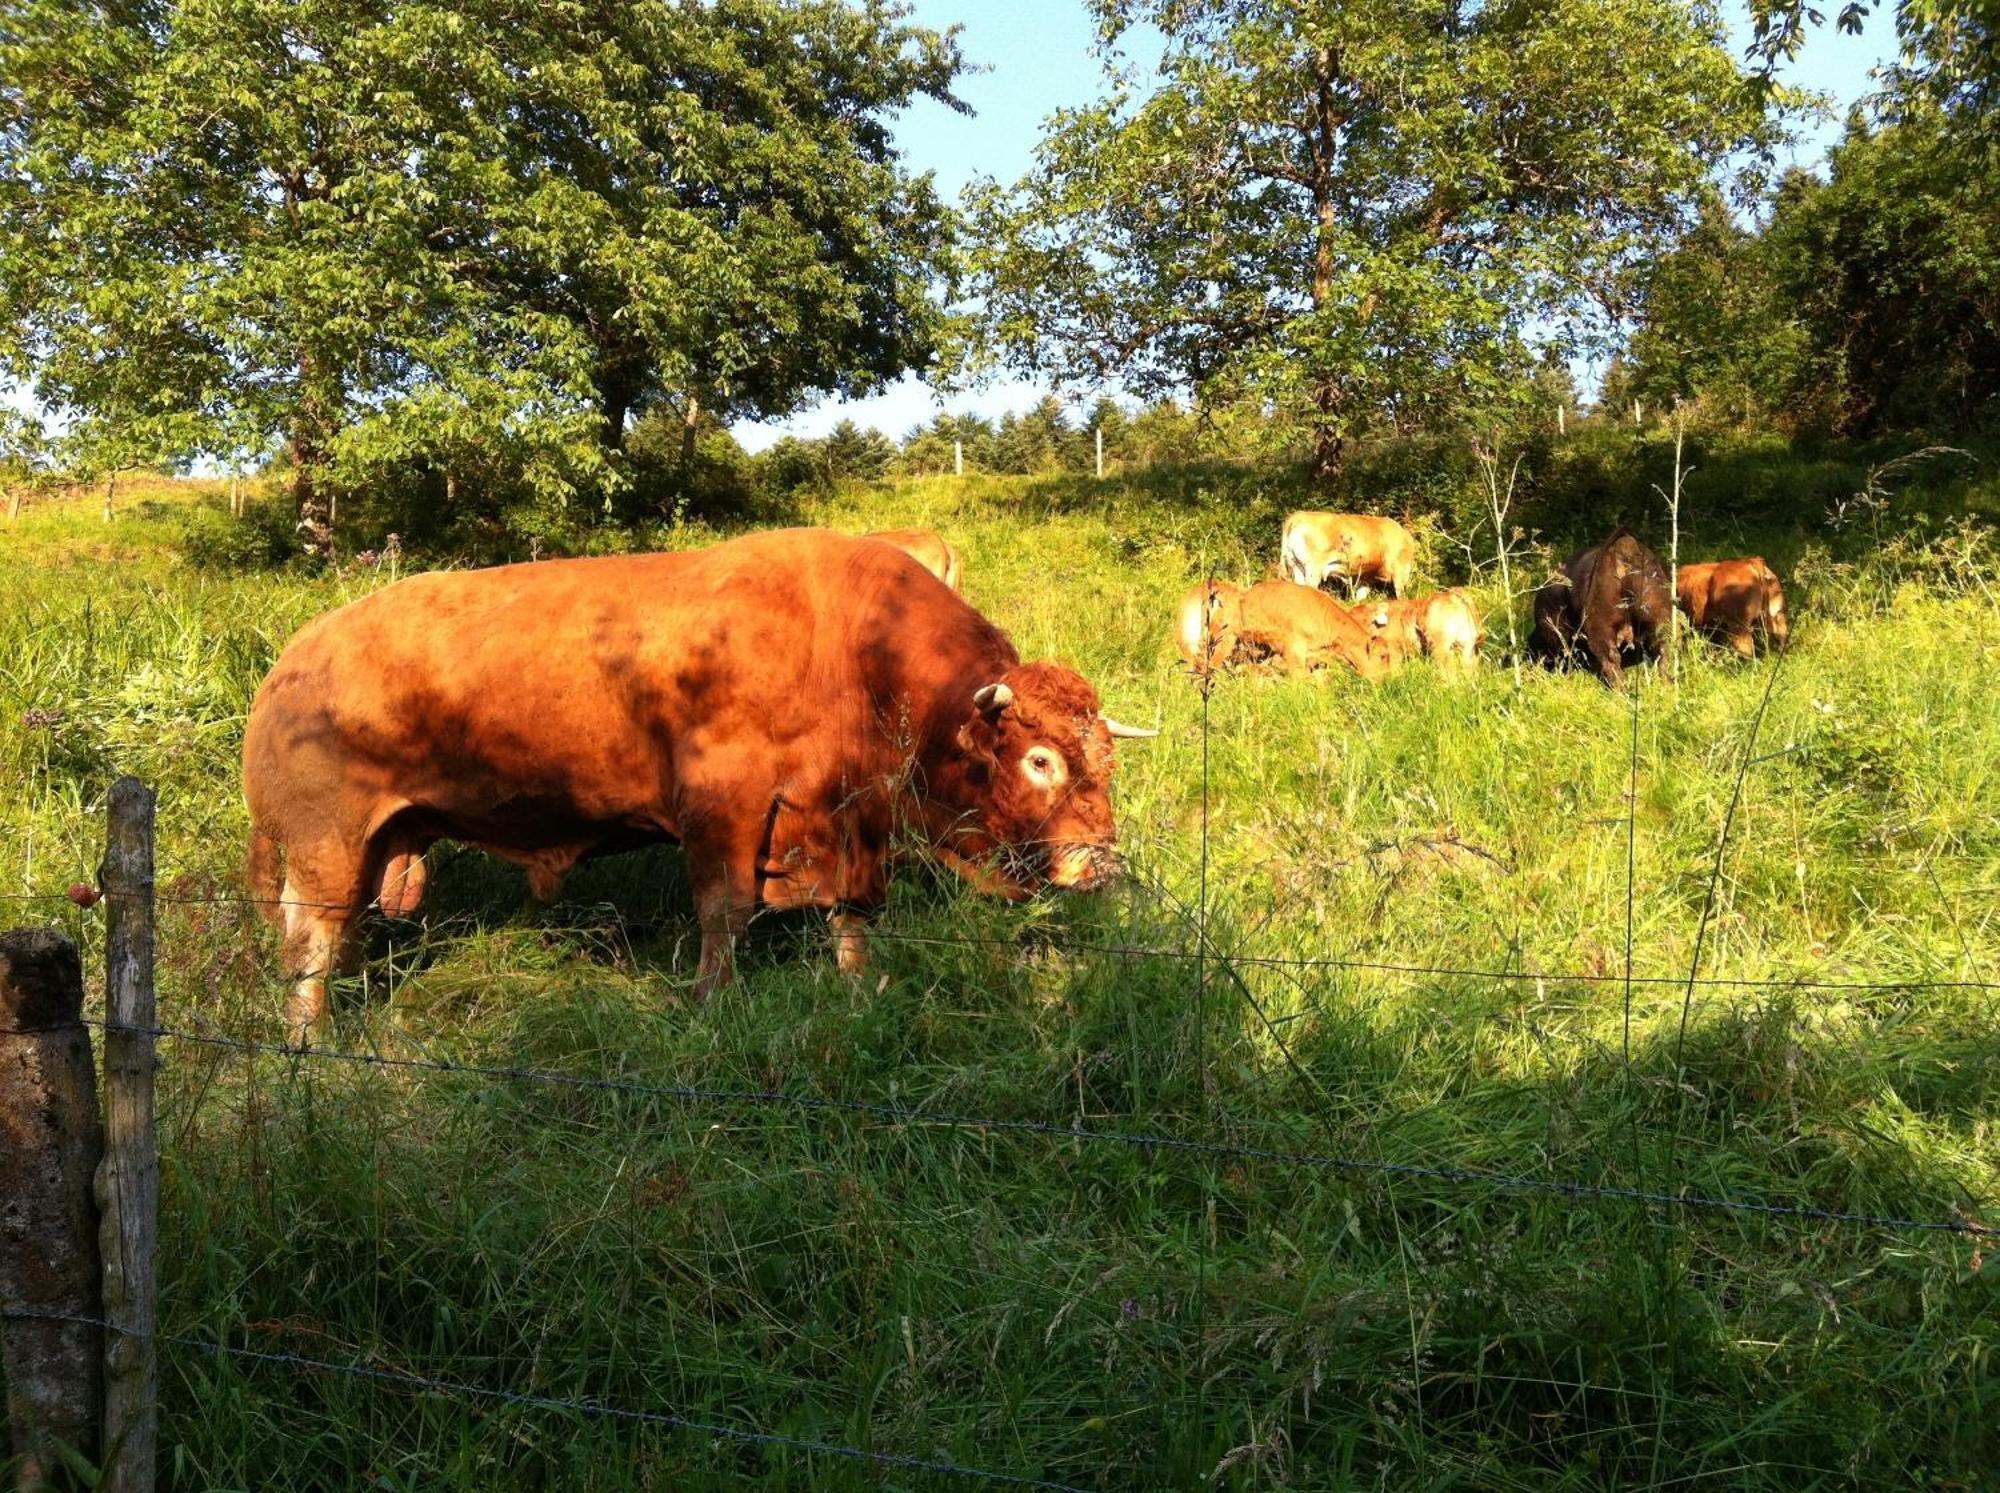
5 637 1997 1486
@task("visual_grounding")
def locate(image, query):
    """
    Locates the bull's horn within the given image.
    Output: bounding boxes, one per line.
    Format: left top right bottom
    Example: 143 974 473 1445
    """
973 682 1014 713
1102 716 1160 739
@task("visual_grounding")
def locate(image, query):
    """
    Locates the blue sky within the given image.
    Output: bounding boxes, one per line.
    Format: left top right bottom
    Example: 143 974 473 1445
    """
732 0 1897 451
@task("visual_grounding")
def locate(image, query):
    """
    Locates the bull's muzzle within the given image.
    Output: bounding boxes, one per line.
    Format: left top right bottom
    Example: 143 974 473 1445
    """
1047 843 1123 891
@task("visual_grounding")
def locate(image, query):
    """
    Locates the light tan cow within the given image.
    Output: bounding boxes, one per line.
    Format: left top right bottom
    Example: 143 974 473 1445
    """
1281 511 1416 598
1173 578 1394 680
1352 589 1484 673
866 528 963 592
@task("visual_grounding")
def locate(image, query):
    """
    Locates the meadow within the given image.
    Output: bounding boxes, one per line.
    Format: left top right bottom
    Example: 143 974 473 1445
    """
2 449 1996 1490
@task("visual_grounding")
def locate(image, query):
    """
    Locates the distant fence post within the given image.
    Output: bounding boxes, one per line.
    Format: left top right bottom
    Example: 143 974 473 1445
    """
0 930 104 1489
96 778 156 1493
1094 426 1104 479
953 440 963 477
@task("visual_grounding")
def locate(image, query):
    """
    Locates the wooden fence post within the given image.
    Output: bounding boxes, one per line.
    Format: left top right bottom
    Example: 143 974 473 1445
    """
1094 426 1104 479
0 930 103 1489
96 778 156 1493
953 440 963 477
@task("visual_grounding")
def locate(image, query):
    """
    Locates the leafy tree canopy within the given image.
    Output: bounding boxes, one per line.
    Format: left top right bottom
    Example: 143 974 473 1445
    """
0 0 965 547
1623 108 1998 433
970 0 1772 476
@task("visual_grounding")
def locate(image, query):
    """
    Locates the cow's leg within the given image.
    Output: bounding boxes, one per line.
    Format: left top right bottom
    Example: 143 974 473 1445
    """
830 909 869 976
685 815 763 999
275 843 368 1045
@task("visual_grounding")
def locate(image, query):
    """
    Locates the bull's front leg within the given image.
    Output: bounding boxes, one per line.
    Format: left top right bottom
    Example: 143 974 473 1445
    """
684 813 764 999
830 909 869 976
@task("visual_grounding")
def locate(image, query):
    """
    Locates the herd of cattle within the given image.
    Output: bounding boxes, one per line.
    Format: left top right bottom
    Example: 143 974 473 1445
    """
1172 511 1789 687
241 516 1791 1037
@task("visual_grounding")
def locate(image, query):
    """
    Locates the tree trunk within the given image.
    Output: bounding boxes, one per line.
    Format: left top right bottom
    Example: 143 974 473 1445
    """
680 391 701 469
291 442 332 558
600 387 631 452
292 347 338 556
1309 45 1347 483
1310 389 1345 480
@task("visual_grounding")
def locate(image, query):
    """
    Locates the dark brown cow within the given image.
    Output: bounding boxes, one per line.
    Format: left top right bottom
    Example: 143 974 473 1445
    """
1677 558 1789 657
1528 527 1673 687
1171 578 1394 679
243 528 1155 1039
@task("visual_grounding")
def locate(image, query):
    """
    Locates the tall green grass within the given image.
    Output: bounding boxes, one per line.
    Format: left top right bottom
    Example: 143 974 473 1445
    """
2 468 1995 1489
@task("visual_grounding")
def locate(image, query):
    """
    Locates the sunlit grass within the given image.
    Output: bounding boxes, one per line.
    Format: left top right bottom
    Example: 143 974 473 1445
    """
2 472 1996 1488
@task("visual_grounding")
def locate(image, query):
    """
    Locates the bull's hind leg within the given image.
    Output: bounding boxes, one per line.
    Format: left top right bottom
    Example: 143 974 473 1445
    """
275 841 370 1045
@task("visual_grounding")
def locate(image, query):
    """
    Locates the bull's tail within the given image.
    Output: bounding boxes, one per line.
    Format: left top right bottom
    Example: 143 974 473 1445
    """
246 820 285 930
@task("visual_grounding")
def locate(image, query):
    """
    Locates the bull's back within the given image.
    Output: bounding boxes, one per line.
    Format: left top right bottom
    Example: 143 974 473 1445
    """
245 531 993 841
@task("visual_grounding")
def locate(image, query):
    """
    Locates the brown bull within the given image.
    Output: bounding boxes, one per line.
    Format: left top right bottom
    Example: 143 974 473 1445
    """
1353 590 1484 673
866 528 962 592
1173 578 1394 679
1677 558 1789 657
244 528 1154 1038
1527 527 1674 687
1280 511 1416 598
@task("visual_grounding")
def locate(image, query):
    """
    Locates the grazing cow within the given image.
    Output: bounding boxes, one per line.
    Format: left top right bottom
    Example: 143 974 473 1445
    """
1280 511 1417 598
244 529 1155 1039
1172 578 1394 679
1173 579 1247 676
866 527 962 593
1677 558 1789 657
1354 590 1484 673
1528 527 1674 687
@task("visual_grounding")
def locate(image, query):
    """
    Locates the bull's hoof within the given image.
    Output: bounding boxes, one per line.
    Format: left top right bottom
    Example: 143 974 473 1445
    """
283 986 331 1050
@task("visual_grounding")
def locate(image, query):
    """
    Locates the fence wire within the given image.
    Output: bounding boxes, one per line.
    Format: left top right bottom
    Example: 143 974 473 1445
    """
0 1306 1088 1492
4 886 1995 995
1 1015 1989 1237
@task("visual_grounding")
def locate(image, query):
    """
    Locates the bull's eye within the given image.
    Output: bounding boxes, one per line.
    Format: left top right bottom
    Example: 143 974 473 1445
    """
1021 748 1067 789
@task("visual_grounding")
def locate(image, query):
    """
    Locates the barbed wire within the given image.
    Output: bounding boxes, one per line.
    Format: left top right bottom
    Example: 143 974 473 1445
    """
0 1305 1088 1491
3 1014 1990 1237
5 885 1995 995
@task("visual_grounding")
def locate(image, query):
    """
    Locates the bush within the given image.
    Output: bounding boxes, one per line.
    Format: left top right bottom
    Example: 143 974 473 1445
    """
179 499 299 572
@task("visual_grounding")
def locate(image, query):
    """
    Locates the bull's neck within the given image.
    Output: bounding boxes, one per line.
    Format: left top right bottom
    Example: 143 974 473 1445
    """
915 737 998 858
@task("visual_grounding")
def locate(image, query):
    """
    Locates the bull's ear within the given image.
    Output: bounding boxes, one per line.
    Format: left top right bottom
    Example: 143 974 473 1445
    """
972 682 1014 717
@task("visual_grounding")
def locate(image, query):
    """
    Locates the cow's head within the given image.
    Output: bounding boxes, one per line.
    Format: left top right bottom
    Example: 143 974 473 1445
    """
954 661 1153 893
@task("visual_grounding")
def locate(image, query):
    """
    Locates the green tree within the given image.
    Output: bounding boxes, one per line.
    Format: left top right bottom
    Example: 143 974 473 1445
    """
1749 1 1996 142
1767 112 1998 430
972 0 1770 477
820 419 896 482
1622 198 1816 426
0 0 964 550
1622 111 1998 433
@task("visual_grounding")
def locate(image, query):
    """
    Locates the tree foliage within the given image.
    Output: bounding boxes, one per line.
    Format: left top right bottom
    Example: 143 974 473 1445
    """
1624 109 1998 433
971 0 1770 476
0 0 964 548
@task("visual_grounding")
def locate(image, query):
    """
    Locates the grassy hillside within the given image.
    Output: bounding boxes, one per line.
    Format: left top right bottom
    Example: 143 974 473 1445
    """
2 464 1996 1490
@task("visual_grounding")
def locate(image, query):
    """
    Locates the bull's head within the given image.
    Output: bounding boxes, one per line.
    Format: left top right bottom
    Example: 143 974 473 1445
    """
953 662 1154 894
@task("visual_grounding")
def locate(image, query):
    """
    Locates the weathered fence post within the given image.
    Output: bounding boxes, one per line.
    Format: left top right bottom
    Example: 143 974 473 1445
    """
1094 425 1104 479
0 930 103 1489
96 778 156 1493
953 439 963 477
